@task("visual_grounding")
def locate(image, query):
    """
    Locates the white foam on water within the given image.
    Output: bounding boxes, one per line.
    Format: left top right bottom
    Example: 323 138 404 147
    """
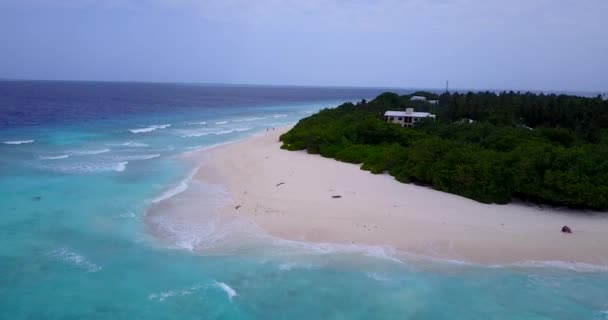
507 260 608 273
39 155 70 160
179 141 237 156
365 272 392 282
129 124 171 133
272 114 287 118
116 154 161 161
130 127 157 134
149 290 177 302
269 236 405 265
151 168 198 204
214 127 252 135
3 140 35 145
148 284 206 302
49 247 102 273
148 187 230 250
277 262 314 271
233 117 267 122
122 141 149 147
213 129 233 135
119 211 137 219
151 181 188 204
181 127 252 138
115 161 128 172
277 263 292 271
187 121 207 125
145 180 236 252
215 282 237 301
70 148 111 155
215 121 228 125
180 131 213 138
224 128 251 135
48 161 128 173
149 214 218 250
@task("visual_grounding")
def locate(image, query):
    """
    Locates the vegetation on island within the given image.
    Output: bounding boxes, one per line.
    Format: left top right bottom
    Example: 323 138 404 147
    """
280 91 608 210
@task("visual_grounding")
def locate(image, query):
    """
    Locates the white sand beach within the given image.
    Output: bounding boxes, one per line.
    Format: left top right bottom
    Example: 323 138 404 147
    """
195 126 608 265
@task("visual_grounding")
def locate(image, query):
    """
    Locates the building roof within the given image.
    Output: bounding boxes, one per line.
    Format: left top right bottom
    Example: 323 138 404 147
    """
384 111 435 118
411 96 427 101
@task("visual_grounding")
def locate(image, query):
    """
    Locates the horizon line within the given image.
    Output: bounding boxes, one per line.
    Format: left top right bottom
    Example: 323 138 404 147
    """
0 77 605 95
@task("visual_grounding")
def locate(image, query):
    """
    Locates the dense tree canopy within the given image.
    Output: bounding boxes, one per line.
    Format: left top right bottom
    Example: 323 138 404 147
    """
280 91 608 210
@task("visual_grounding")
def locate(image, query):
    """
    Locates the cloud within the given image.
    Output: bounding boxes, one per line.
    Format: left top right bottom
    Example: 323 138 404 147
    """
4 0 607 31
148 0 608 35
1 0 606 90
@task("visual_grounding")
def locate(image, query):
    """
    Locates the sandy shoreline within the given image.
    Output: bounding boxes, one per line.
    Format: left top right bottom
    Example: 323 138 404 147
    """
193 126 608 265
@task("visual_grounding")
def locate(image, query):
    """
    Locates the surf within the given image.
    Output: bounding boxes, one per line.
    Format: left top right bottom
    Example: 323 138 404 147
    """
39 155 70 160
130 124 171 134
3 140 35 145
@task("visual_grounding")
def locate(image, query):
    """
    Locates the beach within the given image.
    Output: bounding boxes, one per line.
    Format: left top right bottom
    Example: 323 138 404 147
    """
196 126 608 265
5 82 608 318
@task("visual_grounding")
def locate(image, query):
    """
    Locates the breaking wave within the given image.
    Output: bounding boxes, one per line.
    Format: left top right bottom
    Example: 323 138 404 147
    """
40 155 70 160
130 124 171 134
3 140 35 145
114 161 128 172
116 154 161 161
147 282 236 303
47 161 128 173
180 127 252 138
121 141 149 147
151 169 198 203
187 121 207 125
70 148 111 155
215 282 237 301
233 117 267 122
148 284 206 302
507 260 608 273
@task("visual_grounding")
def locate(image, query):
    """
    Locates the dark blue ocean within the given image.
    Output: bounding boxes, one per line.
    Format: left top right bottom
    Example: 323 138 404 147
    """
1 81 607 319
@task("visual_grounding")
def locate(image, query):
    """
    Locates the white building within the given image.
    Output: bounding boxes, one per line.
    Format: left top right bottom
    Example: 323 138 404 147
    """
410 96 427 101
384 108 436 128
428 100 439 105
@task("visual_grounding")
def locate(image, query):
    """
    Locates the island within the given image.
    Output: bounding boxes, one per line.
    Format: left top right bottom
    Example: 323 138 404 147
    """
280 91 608 210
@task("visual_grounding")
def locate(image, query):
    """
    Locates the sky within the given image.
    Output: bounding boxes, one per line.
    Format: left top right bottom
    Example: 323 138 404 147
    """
0 0 606 92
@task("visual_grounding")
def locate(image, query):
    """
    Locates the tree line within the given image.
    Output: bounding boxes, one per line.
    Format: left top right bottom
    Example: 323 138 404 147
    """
280 91 608 210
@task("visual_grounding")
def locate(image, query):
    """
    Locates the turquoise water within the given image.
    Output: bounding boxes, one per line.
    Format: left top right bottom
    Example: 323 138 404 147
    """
1 82 607 319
